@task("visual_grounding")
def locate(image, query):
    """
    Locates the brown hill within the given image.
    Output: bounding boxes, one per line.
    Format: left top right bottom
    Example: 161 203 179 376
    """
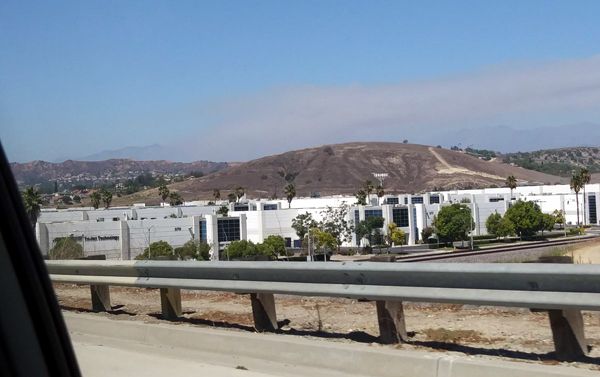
122 143 566 203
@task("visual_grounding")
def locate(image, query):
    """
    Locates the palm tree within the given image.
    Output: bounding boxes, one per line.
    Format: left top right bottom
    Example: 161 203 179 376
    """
212 189 221 201
580 168 591 226
90 191 101 209
376 185 385 205
284 183 296 208
364 180 374 204
235 186 245 202
505 176 517 200
22 187 43 226
101 189 113 209
158 184 170 204
570 173 583 226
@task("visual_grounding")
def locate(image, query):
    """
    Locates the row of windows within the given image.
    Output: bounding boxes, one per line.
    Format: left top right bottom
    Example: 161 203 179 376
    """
364 209 383 219
263 204 278 210
199 220 207 242
429 195 440 204
411 196 424 204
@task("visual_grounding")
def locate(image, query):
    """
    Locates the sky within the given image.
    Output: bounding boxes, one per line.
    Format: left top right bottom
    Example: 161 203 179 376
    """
2 0 600 162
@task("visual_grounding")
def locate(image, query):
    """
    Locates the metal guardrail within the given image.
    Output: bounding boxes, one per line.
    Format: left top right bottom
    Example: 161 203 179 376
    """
47 260 600 360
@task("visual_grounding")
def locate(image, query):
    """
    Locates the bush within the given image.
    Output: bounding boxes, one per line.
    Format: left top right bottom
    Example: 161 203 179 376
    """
505 200 543 238
174 240 211 260
262 235 287 257
49 236 84 260
224 240 275 260
135 240 175 260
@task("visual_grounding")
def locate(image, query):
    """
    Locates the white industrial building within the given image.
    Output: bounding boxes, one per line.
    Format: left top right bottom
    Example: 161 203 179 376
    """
36 183 600 260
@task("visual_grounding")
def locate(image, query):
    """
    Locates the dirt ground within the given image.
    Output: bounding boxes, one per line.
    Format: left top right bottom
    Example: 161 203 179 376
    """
571 239 600 264
54 284 600 371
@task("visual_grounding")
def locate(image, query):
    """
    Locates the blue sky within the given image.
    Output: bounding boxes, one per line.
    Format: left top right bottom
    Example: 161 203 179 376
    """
2 1 600 162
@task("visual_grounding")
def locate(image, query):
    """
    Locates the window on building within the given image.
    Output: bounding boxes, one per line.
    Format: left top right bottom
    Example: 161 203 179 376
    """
284 237 291 247
489 197 504 202
263 204 278 210
112 217 120 221
364 209 383 218
174 227 181 231
233 204 249 211
392 208 409 227
411 196 424 204
589 194 597 224
429 195 440 204
385 197 399 205
354 210 360 245
217 218 241 242
96 218 104 222
199 220 207 242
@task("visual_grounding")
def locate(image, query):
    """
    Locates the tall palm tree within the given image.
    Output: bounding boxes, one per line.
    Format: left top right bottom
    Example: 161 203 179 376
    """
22 187 43 227
505 176 517 200
284 183 296 208
570 173 583 226
235 186 245 202
580 168 591 226
376 185 385 205
364 180 374 204
90 191 101 209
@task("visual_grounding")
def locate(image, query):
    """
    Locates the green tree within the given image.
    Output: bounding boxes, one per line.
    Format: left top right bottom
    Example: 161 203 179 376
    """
580 168 591 225
22 186 43 226
101 189 113 208
284 183 296 208
212 189 221 201
570 173 583 226
355 189 367 205
495 216 515 239
168 192 183 206
421 226 434 243
235 186 245 202
309 228 338 254
553 209 566 229
48 236 84 260
158 184 170 203
432 204 474 243
262 235 287 257
319 204 354 250
505 175 517 199
386 222 405 247
73 194 81 203
135 240 174 260
356 216 385 247
216 205 229 217
291 212 317 245
90 191 101 209
485 212 502 237
541 213 556 235
174 240 210 260
504 200 543 238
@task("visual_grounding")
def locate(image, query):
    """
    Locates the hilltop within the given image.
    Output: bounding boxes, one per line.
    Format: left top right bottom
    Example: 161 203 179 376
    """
10 159 229 192
120 142 565 204
502 147 600 177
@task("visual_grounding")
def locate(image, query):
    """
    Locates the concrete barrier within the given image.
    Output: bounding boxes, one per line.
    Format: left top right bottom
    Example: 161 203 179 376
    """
64 312 597 377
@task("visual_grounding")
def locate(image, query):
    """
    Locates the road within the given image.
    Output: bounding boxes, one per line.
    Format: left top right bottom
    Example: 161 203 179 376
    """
72 332 355 377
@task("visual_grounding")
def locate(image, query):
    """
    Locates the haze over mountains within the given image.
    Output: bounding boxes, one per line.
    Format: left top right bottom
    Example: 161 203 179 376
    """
51 123 600 163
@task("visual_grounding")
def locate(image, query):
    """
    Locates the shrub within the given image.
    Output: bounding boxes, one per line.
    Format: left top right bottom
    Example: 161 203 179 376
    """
505 200 543 238
224 240 275 260
49 236 84 260
174 240 211 260
262 235 287 257
135 240 175 260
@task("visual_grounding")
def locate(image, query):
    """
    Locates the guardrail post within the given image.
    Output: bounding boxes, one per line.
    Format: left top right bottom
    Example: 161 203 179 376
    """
376 300 408 344
548 309 588 360
250 293 277 331
160 288 182 320
90 284 111 311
